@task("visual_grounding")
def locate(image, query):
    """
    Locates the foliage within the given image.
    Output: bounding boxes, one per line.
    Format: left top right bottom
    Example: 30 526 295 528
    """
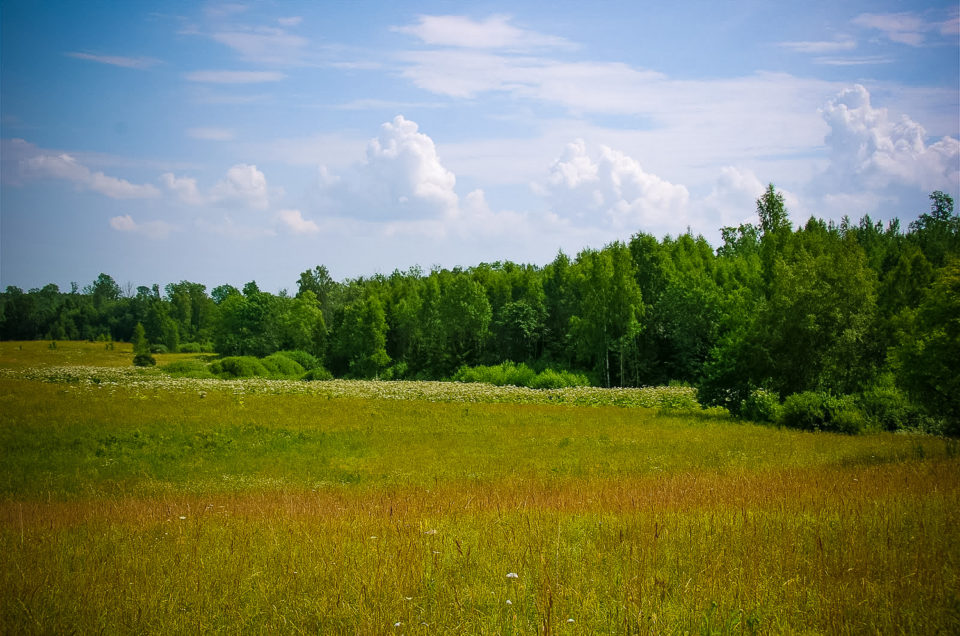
132 353 156 367
275 349 321 371
780 391 866 434
1 187 957 428
740 388 782 423
453 361 589 389
260 353 306 378
209 356 270 379
300 366 334 381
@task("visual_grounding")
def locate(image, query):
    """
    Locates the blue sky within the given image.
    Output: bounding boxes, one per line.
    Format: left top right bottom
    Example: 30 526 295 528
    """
2 0 958 292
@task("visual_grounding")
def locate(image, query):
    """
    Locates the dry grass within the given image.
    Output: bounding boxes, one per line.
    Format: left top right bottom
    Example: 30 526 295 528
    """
1 341 958 633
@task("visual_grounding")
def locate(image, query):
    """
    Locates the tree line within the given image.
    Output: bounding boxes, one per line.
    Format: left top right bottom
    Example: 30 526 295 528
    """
2 187 957 431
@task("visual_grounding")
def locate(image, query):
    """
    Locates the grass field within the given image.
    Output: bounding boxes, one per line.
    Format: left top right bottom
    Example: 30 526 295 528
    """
1 341 958 633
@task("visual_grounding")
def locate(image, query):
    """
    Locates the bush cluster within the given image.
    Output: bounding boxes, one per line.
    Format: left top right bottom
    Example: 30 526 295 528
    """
452 362 590 389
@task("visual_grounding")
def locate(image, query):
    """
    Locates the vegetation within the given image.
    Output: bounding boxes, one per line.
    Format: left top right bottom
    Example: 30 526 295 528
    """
1 190 958 432
0 344 958 633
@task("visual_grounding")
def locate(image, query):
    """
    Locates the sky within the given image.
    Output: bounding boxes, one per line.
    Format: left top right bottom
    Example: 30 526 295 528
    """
1 0 958 293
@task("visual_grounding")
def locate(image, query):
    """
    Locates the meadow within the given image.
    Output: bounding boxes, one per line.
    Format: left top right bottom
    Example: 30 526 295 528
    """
0 341 958 633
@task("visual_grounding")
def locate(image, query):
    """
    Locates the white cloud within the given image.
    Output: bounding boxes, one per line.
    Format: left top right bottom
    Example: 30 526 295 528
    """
701 166 767 227
536 139 690 234
277 16 303 27
185 70 286 83
21 153 160 199
852 12 949 46
212 164 271 209
210 28 309 65
187 127 236 141
65 52 161 69
820 84 960 192
779 38 856 54
316 115 459 220
392 14 574 50
277 209 319 234
159 173 205 205
162 164 273 209
109 215 176 239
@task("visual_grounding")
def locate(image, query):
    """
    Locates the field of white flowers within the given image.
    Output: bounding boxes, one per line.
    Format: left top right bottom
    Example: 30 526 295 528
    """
0 364 703 410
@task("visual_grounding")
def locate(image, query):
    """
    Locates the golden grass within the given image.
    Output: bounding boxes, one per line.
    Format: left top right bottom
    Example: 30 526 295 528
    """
1 341 958 633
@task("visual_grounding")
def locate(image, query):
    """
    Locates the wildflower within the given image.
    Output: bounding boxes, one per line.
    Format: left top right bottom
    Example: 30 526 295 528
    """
178 515 186 520
506 572 519 579
394 622 401 627
567 618 575 623
506 600 512 605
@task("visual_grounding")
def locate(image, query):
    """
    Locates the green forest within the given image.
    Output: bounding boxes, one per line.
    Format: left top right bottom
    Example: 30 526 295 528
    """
3 187 958 433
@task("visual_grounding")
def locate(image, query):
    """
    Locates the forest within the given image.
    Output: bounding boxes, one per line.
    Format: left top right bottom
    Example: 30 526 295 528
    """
2 186 958 433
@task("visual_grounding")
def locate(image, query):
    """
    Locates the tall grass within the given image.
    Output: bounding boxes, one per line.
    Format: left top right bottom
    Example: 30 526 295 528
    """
1 341 958 633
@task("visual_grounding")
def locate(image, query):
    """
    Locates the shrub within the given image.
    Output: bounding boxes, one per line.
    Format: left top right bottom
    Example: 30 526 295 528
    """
856 382 922 432
454 362 591 389
275 350 320 371
740 388 782 423
301 366 334 381
133 353 156 367
780 391 865 434
209 356 269 379
261 353 306 378
177 342 203 354
162 359 214 378
149 344 169 354
528 368 590 389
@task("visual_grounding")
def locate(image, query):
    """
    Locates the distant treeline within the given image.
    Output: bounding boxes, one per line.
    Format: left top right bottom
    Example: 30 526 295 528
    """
2 187 958 431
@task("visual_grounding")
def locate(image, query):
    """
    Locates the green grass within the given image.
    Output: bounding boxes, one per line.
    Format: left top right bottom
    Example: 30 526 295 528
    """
1 341 958 633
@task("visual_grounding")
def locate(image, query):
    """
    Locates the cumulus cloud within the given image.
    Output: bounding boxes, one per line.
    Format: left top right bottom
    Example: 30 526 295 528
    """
211 164 271 209
277 209 320 234
21 152 160 199
162 164 272 209
109 215 176 239
536 139 690 233
820 84 959 192
392 14 574 50
316 115 459 220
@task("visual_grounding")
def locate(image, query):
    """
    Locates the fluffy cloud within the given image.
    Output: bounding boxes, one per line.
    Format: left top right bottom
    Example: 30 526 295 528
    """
537 140 690 234
277 209 320 234
162 163 272 209
21 152 160 199
109 215 176 239
316 115 459 220
820 84 959 193
392 15 574 50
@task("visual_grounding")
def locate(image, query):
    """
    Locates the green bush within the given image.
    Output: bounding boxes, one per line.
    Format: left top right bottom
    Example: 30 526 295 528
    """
741 388 782 423
528 368 590 389
162 359 214 378
780 391 865 434
261 354 306 378
856 383 922 431
177 342 203 354
301 366 334 381
275 350 320 371
454 362 590 389
209 356 270 379
133 353 156 367
149 344 169 354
